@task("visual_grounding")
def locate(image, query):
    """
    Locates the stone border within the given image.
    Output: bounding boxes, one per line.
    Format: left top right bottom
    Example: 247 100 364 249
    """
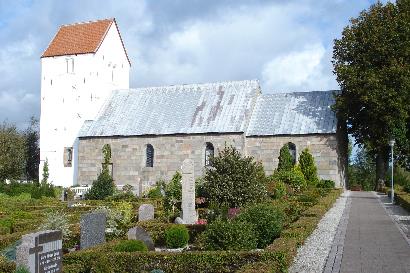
323 193 351 273
289 191 350 273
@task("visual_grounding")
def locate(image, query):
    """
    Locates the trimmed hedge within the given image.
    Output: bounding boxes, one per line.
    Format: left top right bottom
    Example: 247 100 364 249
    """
114 240 148 252
63 250 286 273
0 256 15 272
395 191 410 212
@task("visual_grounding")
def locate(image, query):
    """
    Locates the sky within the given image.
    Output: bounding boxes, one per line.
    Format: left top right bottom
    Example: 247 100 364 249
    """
0 0 387 129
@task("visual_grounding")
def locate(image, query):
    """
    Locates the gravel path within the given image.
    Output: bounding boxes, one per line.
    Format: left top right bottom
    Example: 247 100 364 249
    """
289 190 350 273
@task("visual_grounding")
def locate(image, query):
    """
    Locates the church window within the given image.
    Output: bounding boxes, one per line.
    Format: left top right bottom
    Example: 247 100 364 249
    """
66 58 74 73
205 142 214 166
64 147 73 167
146 144 154 167
288 142 297 164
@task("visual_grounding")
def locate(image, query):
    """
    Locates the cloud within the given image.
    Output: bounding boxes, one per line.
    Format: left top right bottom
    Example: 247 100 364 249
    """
0 0 381 128
261 43 333 92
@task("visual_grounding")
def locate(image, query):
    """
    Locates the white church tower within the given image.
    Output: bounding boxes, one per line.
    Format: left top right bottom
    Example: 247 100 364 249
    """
40 18 130 187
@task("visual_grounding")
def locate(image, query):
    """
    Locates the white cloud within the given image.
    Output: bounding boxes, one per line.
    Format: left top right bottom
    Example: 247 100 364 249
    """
261 43 333 92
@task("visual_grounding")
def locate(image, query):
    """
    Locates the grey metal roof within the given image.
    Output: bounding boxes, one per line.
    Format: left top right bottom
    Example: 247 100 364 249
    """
246 91 338 136
79 80 260 137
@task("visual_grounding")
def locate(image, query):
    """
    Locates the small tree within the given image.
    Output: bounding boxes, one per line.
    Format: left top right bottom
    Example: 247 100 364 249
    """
203 145 267 208
277 144 294 171
41 159 49 184
164 172 182 216
298 148 319 186
86 144 115 200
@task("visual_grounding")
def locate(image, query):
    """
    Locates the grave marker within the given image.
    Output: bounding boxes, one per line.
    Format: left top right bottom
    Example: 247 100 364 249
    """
181 159 196 224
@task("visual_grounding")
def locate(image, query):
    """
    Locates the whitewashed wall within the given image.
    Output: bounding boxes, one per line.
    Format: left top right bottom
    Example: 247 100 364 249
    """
39 22 130 187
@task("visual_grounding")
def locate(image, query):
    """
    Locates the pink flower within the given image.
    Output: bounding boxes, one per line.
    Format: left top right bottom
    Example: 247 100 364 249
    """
196 219 207 225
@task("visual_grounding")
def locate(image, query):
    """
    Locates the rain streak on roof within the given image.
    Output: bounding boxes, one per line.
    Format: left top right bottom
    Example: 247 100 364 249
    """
246 91 337 136
79 80 260 137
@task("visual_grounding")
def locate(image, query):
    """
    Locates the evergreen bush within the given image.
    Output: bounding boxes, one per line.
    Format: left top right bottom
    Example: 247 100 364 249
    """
86 170 115 200
317 179 335 189
277 144 294 171
203 145 267 208
237 203 284 248
203 219 257 251
113 240 148 252
272 167 307 192
299 148 319 186
165 225 189 248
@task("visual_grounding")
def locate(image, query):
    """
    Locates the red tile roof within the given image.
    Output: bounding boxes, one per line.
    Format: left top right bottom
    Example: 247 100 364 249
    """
41 18 130 65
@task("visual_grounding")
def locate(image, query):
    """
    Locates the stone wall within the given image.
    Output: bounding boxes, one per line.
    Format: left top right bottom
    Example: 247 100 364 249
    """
246 133 346 188
77 133 244 195
77 132 347 194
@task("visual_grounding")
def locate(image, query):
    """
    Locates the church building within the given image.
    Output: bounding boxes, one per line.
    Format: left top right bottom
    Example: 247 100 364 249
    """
40 18 347 194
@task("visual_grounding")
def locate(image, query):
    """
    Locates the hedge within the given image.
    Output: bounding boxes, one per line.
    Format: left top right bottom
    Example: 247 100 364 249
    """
63 250 286 273
0 256 15 272
395 191 410 212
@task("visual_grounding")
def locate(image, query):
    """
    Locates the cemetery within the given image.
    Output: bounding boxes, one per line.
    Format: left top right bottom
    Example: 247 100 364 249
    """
0 145 343 272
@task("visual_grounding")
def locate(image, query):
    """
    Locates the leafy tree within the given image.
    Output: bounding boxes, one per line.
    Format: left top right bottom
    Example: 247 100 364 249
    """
333 1 410 187
348 146 376 191
0 122 26 182
298 148 319 186
277 144 294 171
24 117 40 182
203 145 267 208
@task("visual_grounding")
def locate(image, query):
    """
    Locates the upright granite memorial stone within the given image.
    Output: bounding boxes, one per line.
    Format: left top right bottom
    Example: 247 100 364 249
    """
16 230 63 273
181 159 196 224
127 226 155 251
80 212 106 249
138 204 154 221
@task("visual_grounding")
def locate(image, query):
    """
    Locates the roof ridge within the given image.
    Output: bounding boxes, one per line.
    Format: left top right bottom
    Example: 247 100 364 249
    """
263 90 339 96
129 79 260 91
60 18 114 27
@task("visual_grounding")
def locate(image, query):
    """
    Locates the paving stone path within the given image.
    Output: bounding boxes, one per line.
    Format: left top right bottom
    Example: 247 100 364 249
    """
325 191 410 273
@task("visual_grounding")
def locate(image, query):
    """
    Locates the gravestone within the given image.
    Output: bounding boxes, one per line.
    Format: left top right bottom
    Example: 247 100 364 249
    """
80 212 106 249
16 230 63 273
127 227 155 251
181 159 196 224
138 204 154 221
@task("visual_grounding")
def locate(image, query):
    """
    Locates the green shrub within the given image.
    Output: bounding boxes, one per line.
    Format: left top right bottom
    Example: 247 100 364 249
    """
164 173 182 218
299 148 319 186
267 180 287 199
147 184 163 199
203 220 257 251
38 211 71 239
14 265 30 273
272 168 307 192
203 145 267 208
86 170 115 200
404 184 410 194
317 179 335 189
165 225 189 248
277 144 295 171
237 203 284 248
113 240 148 252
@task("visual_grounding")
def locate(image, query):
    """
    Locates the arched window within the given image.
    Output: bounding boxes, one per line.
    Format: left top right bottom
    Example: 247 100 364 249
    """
205 142 214 166
288 142 297 164
146 144 154 167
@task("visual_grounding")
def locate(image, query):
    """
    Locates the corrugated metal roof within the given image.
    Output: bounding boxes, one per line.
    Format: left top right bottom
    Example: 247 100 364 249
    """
79 80 261 137
246 91 337 136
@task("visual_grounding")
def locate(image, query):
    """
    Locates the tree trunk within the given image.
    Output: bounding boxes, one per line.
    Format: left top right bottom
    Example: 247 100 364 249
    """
375 148 388 190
